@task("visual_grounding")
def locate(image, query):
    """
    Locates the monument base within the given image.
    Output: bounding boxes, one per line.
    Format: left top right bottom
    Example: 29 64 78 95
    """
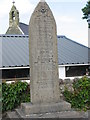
7 109 89 119
17 101 71 116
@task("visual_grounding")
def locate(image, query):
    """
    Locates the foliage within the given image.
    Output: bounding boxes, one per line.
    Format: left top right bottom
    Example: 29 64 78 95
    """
82 0 90 19
2 81 30 112
63 76 90 111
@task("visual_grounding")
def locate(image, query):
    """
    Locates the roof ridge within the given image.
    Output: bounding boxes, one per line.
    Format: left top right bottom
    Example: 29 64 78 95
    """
65 36 88 48
0 34 28 37
19 22 28 26
57 35 88 48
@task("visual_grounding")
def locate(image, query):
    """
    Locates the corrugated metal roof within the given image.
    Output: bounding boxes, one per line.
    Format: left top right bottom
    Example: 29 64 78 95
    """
19 23 29 35
57 36 88 65
0 35 88 68
1 35 29 67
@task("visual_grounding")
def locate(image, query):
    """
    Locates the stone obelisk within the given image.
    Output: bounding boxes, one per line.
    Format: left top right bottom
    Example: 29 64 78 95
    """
29 1 60 104
20 1 71 115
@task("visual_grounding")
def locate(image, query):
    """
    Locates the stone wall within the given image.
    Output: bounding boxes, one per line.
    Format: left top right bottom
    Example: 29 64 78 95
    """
59 78 79 100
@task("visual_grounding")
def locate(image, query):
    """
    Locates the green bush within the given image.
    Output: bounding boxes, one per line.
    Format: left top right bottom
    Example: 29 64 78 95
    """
64 76 90 111
2 81 30 112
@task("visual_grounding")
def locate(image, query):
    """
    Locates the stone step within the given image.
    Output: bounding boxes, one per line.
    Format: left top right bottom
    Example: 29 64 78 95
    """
6 111 20 119
16 108 27 118
4 109 89 119
15 108 89 119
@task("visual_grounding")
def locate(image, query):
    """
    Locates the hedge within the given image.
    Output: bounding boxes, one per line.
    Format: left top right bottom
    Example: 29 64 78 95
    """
64 76 90 111
2 81 30 112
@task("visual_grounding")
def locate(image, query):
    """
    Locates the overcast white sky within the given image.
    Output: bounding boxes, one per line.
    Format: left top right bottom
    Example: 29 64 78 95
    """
0 0 88 46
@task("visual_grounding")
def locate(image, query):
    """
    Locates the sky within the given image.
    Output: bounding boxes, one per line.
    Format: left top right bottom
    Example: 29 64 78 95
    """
0 0 88 46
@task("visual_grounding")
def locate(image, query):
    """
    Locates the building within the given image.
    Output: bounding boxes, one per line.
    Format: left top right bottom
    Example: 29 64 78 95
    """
0 3 90 81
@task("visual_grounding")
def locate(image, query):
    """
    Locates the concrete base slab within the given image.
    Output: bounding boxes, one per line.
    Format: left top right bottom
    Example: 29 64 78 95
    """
15 109 89 119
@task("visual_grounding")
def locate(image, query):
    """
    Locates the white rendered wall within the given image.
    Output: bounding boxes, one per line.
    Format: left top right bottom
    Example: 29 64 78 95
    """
58 66 65 79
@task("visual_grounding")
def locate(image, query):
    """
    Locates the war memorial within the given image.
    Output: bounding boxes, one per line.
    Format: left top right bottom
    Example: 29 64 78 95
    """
16 0 71 115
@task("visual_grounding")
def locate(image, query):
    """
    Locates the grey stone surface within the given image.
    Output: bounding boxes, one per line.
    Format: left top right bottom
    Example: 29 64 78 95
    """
29 1 60 104
6 111 20 118
8 109 89 119
20 101 71 115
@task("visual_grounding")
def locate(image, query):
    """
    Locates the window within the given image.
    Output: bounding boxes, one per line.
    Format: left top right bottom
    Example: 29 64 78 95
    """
66 65 90 77
2 68 30 79
12 11 15 20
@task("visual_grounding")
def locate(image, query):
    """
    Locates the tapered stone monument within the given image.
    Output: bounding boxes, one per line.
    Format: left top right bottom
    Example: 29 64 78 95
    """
18 0 71 116
29 1 60 104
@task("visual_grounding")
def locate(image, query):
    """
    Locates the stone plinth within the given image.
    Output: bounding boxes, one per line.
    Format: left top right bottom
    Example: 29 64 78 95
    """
20 102 71 115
